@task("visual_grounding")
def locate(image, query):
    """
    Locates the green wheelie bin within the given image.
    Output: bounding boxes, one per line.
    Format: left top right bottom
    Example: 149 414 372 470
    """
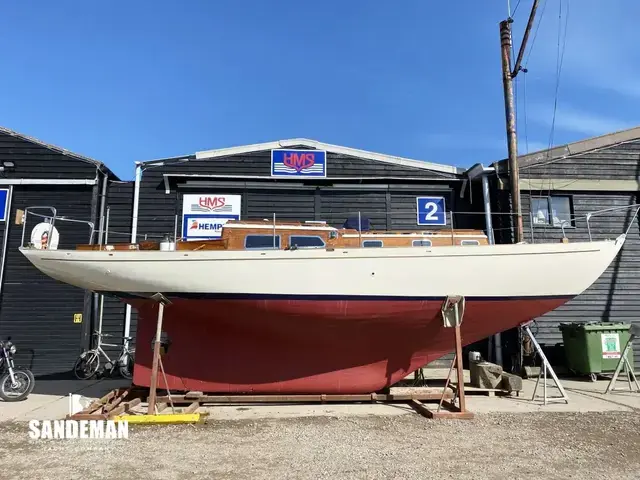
558 322 634 381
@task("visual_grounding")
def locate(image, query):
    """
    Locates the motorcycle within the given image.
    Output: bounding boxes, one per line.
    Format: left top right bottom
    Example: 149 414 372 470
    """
0 337 35 402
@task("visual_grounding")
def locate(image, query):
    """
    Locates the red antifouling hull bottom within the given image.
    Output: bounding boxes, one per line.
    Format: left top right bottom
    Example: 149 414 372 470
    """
129 296 570 394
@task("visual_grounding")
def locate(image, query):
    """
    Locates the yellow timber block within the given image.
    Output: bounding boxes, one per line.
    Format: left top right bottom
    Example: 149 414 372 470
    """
113 413 208 425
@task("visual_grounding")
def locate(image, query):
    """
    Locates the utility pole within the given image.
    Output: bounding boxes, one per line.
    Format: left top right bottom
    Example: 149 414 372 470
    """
500 0 539 244
500 1 539 374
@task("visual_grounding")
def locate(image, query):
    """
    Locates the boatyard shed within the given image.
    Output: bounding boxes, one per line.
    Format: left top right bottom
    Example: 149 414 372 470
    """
490 126 640 372
0 126 124 376
126 139 489 360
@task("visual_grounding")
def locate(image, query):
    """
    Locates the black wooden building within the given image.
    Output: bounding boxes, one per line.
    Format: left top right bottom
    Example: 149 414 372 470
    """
490 126 640 372
0 126 131 376
0 132 493 377
126 138 487 362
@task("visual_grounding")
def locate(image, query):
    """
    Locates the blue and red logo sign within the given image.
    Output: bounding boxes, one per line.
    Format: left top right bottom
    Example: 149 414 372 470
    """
271 149 326 178
182 214 240 239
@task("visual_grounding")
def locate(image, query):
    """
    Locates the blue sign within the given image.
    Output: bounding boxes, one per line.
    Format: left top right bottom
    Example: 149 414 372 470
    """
182 214 240 240
271 149 327 178
416 196 446 226
0 189 8 222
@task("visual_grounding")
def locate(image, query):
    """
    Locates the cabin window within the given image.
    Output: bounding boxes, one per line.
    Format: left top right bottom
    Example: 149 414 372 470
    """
531 195 574 227
460 240 480 246
412 239 432 247
244 234 281 249
362 240 383 248
289 235 326 248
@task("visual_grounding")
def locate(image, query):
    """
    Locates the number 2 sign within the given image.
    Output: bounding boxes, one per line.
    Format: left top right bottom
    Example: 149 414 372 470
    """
416 196 446 226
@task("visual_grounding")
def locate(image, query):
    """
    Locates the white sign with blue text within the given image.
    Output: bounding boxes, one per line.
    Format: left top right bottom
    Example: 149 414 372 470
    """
271 149 327 178
182 194 241 240
0 189 8 222
416 196 446 226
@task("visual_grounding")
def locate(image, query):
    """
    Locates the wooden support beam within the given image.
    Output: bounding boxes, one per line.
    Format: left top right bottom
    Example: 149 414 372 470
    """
67 413 109 421
183 401 200 414
408 399 432 417
84 389 118 413
103 390 130 414
454 325 467 413
154 391 453 405
109 398 142 418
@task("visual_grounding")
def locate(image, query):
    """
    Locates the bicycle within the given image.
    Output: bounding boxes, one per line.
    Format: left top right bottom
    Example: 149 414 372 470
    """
73 331 136 380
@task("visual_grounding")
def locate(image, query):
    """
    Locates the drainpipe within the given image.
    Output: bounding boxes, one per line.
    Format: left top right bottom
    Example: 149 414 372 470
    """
467 163 501 366
481 175 495 245
93 168 109 337
481 173 502 365
123 162 142 343
97 168 109 244
80 170 102 350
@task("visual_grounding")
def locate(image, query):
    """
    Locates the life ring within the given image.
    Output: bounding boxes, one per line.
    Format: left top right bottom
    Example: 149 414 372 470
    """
30 222 60 250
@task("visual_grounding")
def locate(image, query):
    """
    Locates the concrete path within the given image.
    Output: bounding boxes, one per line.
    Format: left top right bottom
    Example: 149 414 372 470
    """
204 377 640 420
0 378 130 422
1 373 638 423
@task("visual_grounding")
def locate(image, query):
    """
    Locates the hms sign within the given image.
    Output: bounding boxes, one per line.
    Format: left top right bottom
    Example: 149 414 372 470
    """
271 149 326 178
186 196 235 214
182 194 241 240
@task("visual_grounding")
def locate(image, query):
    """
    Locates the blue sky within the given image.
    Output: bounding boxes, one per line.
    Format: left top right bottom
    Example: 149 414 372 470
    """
0 0 638 180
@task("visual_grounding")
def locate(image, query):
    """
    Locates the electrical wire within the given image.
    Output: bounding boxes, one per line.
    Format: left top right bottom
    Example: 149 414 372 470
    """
546 0 570 152
540 0 570 239
523 0 548 69
511 0 523 18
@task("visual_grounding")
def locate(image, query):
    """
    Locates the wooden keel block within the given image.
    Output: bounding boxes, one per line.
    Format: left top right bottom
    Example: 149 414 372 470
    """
470 361 503 389
500 372 523 393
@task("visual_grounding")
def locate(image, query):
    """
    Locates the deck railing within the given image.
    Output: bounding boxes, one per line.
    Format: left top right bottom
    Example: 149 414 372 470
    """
19 206 95 249
584 203 640 242
17 202 640 248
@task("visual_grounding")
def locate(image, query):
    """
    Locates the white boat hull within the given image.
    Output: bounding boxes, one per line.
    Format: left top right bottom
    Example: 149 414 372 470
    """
19 235 626 299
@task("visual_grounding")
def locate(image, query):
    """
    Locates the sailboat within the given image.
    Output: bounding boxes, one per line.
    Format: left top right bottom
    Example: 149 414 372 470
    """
17 0 632 394
19 215 629 394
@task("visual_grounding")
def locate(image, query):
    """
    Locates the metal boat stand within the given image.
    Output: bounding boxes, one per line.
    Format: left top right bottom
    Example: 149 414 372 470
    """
98 292 208 425
411 295 474 420
604 325 640 395
524 324 569 405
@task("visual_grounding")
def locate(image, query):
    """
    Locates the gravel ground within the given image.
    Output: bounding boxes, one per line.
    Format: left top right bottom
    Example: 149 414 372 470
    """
0 411 639 479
